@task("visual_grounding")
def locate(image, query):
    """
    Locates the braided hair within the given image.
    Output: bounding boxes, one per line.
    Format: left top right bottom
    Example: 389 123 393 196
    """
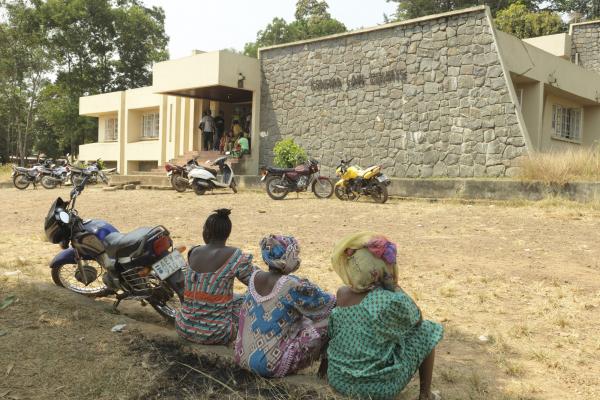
203 208 232 244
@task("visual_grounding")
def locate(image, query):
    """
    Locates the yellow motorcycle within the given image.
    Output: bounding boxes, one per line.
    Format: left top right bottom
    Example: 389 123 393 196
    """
334 158 391 203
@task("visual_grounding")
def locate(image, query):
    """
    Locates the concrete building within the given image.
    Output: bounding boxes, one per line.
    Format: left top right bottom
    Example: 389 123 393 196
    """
79 6 600 178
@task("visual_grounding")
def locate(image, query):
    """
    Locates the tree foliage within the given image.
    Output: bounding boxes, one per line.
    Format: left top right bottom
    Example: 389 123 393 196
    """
387 0 539 20
495 2 566 38
244 0 346 57
547 0 600 20
0 0 169 163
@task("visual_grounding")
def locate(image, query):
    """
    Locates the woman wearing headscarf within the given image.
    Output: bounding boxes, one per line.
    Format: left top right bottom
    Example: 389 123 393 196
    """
234 235 335 378
327 232 443 400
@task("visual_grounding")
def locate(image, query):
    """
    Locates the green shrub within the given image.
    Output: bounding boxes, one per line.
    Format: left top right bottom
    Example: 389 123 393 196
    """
273 138 307 168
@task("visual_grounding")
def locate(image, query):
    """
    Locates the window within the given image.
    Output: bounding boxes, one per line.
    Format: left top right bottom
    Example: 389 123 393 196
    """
141 112 160 139
552 104 582 141
104 118 118 141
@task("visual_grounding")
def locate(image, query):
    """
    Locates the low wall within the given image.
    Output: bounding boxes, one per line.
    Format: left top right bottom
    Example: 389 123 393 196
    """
238 176 600 203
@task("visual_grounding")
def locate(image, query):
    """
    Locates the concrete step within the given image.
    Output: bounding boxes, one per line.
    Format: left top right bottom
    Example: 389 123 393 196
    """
129 170 165 176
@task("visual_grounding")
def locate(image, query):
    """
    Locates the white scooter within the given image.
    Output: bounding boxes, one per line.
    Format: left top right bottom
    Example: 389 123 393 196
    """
188 156 238 195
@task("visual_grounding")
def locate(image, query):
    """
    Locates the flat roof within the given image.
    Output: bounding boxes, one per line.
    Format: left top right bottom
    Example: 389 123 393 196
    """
259 5 488 53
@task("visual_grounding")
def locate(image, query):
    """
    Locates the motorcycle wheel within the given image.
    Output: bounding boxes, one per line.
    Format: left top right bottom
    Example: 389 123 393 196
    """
230 178 238 193
41 176 58 189
335 185 357 201
13 174 30 190
265 175 289 200
193 183 207 195
312 177 334 199
371 182 389 204
51 261 112 297
171 176 188 192
148 286 180 322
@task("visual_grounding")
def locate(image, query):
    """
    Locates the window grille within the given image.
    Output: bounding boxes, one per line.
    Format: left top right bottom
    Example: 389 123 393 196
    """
104 118 118 141
552 104 582 141
141 112 160 138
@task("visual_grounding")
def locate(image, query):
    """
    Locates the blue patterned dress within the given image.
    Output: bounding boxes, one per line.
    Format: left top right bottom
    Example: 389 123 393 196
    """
234 272 336 377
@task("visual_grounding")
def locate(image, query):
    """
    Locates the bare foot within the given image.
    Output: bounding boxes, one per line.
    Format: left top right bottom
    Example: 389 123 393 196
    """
418 390 441 400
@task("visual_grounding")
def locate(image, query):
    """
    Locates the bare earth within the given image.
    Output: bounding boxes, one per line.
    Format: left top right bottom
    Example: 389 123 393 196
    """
1 186 599 400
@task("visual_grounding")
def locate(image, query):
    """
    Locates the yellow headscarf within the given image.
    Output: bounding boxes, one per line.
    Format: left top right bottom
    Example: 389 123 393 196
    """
331 232 398 292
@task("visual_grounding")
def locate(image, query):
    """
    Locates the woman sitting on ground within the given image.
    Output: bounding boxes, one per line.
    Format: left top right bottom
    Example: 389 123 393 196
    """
234 235 335 378
176 209 257 345
327 232 443 400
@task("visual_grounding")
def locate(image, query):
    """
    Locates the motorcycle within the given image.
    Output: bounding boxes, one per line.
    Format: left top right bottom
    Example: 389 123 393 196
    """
70 159 116 186
261 159 334 200
334 158 391 204
40 162 71 189
165 159 203 193
11 160 51 189
44 174 185 321
188 156 238 195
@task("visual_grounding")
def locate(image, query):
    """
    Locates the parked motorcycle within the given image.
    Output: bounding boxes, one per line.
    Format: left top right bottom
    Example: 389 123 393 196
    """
334 158 391 203
44 174 185 320
188 156 238 195
261 159 333 200
40 162 71 189
165 159 203 193
70 159 116 186
11 160 51 189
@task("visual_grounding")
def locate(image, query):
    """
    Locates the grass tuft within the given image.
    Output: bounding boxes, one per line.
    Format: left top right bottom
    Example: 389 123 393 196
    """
518 148 600 186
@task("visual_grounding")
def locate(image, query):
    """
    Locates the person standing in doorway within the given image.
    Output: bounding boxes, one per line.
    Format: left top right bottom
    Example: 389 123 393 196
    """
200 109 216 151
214 110 225 152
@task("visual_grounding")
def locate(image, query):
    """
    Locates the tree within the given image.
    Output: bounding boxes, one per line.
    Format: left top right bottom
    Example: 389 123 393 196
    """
0 0 52 164
547 0 600 20
495 2 566 38
243 0 346 57
387 0 540 20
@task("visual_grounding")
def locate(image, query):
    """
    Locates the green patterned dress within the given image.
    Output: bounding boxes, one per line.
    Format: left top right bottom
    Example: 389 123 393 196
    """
327 288 443 400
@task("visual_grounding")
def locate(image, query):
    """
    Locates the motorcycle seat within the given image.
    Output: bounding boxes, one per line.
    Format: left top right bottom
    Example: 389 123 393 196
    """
104 227 153 259
267 167 296 174
204 166 218 176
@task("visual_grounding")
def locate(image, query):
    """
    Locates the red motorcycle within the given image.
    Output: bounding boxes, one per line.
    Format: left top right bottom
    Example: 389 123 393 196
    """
165 159 204 192
261 159 334 200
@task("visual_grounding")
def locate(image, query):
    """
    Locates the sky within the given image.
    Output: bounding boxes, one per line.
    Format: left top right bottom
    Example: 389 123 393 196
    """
143 0 398 59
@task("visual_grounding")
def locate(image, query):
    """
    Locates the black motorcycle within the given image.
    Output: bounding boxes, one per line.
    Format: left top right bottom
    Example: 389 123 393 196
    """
45 175 185 320
260 159 333 200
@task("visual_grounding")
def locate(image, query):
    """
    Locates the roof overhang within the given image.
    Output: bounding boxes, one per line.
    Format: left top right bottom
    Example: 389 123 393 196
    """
152 50 260 102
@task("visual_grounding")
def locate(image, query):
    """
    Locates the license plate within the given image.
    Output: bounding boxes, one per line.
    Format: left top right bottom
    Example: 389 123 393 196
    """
377 174 389 183
152 250 186 280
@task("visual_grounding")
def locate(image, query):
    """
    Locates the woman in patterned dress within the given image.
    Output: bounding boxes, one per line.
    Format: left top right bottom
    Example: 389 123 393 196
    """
176 209 257 345
327 232 443 400
234 235 336 377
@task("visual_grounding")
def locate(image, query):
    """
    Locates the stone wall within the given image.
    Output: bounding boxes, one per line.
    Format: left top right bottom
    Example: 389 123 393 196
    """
571 21 600 74
259 9 527 178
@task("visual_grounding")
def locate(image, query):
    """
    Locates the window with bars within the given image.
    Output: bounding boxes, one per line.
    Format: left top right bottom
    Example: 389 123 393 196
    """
104 118 118 141
552 104 582 141
141 112 160 139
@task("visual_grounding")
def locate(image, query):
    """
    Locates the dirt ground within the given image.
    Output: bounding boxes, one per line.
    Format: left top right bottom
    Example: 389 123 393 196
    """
1 186 599 400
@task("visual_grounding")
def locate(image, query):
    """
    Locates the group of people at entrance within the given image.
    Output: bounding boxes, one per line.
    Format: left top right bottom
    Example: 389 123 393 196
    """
175 209 443 400
199 110 250 157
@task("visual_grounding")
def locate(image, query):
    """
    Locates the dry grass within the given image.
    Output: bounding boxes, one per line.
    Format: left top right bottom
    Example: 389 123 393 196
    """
1 188 600 400
518 148 600 186
0 164 12 182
